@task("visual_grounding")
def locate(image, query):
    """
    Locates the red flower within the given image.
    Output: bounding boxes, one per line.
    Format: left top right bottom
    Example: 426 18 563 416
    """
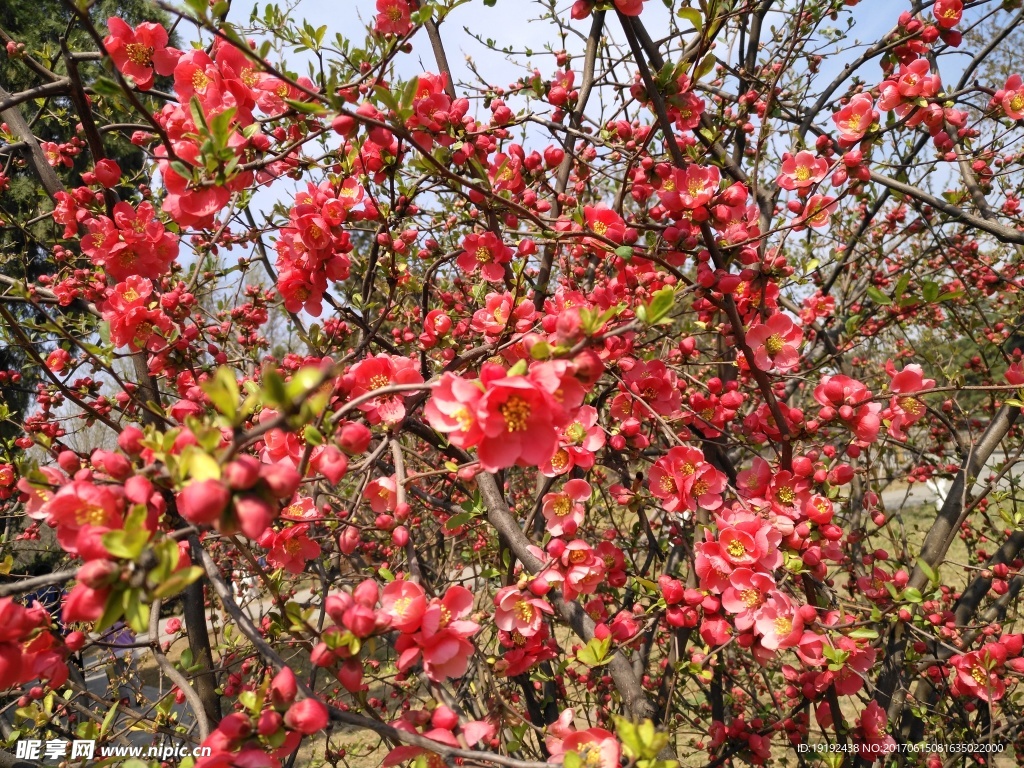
583 205 626 249
753 591 803 650
375 0 412 36
550 726 620 767
721 568 775 631
380 579 427 633
82 201 178 281
885 360 935 440
284 698 329 734
494 586 553 638
951 644 1007 702
813 374 882 444
777 151 828 190
44 480 126 555
178 479 231 527
264 524 321 574
347 354 424 425
471 363 580 472
105 17 180 91
746 313 802 373
540 405 605 476
854 701 896 754
470 292 537 338
996 75 1024 121
649 446 726 515
542 479 590 537
614 0 647 15
395 586 479 682
798 194 838 229
832 93 874 142
62 583 111 623
456 231 513 283
933 0 963 29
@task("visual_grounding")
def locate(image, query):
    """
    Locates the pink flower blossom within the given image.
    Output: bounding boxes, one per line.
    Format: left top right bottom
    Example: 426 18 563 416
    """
375 0 412 36
746 313 802 373
105 18 180 91
934 0 963 28
542 479 590 537
753 591 804 650
456 231 512 283
799 194 838 228
777 151 828 190
395 586 479 682
553 728 621 767
379 579 427 634
832 93 874 142
721 568 776 632
494 586 553 637
649 446 726 514
263 524 321 574
540 405 605 476
996 75 1024 120
951 644 1007 702
347 354 424 425
885 360 935 440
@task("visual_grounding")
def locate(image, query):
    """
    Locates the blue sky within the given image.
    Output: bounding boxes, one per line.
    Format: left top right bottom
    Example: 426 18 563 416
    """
207 0 901 221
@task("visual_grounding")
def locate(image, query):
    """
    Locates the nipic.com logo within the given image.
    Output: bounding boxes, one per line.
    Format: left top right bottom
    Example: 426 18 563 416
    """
14 738 212 763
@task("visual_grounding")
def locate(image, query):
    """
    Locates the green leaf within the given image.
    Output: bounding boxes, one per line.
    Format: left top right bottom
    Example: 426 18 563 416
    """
152 567 204 599
576 637 611 666
643 286 676 325
102 521 150 561
865 285 891 306
903 587 923 603
614 245 634 260
202 366 241 422
922 281 940 303
95 588 126 633
917 557 940 585
677 7 702 29
100 702 120 737
507 359 528 377
614 716 675 763
285 98 328 115
91 77 124 98
694 54 716 81
529 340 552 359
400 76 420 111
444 512 474 531
123 589 150 634
894 272 911 300
849 628 879 640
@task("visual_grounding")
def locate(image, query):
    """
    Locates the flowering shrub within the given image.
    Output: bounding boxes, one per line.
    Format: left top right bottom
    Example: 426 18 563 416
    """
2 1 1024 767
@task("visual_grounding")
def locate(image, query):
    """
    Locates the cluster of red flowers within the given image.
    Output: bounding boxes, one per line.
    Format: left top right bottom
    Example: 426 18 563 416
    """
425 360 591 472
198 667 329 767
274 181 364 315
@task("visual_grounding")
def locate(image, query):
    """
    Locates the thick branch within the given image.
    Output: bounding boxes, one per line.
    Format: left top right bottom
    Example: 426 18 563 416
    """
475 472 657 722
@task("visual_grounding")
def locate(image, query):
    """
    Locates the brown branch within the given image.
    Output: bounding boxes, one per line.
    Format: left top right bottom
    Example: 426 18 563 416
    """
475 472 658 722
148 597 212 739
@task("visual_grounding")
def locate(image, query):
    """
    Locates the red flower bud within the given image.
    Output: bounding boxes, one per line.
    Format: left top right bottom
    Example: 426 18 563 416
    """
261 463 301 499
223 456 261 490
338 422 372 455
270 666 298 708
177 479 231 526
285 698 329 735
